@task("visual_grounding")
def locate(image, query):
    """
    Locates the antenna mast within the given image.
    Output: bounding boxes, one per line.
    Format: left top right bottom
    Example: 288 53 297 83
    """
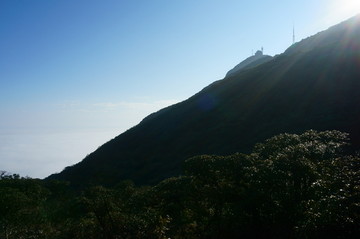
293 23 295 44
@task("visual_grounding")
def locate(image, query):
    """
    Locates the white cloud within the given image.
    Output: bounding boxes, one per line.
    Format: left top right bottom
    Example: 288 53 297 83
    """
0 129 121 178
0 98 180 178
57 99 179 113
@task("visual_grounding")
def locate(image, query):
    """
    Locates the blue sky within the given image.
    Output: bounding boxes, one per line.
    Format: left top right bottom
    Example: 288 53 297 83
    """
1 0 359 178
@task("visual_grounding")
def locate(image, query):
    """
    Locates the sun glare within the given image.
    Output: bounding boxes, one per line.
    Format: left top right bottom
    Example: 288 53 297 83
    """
327 0 360 23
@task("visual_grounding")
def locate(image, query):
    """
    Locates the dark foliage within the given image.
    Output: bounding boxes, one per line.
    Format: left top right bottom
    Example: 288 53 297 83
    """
1 130 359 238
47 15 360 187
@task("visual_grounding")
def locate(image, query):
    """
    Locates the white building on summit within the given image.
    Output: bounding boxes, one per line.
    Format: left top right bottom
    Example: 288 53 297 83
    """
225 48 272 77
255 49 263 56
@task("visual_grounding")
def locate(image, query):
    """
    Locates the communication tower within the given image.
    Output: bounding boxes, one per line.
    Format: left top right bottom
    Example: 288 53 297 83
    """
293 24 296 44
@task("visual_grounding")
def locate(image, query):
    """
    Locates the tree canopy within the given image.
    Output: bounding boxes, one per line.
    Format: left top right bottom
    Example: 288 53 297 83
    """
1 130 359 238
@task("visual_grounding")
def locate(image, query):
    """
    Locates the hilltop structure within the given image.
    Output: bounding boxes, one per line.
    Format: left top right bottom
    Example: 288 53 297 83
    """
255 49 262 56
225 48 272 77
47 15 360 187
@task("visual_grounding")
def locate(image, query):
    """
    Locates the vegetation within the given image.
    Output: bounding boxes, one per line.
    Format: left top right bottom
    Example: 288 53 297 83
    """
48 16 360 186
1 130 359 238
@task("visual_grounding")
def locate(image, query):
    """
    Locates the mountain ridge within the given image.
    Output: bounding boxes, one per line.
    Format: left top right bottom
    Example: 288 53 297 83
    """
47 15 360 187
225 50 273 77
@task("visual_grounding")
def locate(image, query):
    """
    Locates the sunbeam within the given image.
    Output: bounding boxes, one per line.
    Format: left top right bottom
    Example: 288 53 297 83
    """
326 0 360 23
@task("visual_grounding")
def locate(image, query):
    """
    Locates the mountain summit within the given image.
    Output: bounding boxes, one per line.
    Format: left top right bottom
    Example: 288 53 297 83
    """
226 49 272 77
47 15 360 187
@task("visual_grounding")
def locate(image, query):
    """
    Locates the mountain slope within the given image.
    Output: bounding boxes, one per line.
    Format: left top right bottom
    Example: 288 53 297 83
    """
47 15 360 187
225 50 273 77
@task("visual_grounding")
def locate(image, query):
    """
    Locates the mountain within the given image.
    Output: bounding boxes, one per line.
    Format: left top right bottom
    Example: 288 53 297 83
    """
225 50 272 77
47 15 360 187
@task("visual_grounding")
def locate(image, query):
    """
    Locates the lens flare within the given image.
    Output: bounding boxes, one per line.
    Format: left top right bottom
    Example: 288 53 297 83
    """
327 0 360 23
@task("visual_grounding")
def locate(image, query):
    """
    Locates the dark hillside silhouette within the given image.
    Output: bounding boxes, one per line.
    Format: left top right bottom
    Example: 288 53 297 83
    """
47 15 360 187
3 130 360 238
225 49 272 77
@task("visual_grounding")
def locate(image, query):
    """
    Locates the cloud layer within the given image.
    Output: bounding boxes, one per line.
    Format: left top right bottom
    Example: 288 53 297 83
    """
0 99 179 178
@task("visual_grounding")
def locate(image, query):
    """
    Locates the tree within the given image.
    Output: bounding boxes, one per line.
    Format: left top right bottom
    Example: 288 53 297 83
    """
248 130 359 238
0 176 50 239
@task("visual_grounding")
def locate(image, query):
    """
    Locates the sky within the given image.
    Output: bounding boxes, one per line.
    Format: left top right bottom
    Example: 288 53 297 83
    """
1 0 360 178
